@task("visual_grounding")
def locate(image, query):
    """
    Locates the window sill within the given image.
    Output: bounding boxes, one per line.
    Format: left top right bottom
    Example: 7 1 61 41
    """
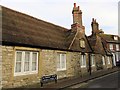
80 47 85 49
81 66 86 68
14 71 38 76
91 65 95 67
57 68 66 71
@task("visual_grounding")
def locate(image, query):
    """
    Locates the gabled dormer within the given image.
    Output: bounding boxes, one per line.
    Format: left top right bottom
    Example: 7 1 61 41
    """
67 3 92 53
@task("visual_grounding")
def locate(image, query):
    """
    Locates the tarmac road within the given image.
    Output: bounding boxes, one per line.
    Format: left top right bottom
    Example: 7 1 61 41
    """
81 71 119 88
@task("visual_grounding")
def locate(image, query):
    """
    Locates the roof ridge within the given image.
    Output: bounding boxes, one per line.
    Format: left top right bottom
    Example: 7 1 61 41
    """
100 33 119 36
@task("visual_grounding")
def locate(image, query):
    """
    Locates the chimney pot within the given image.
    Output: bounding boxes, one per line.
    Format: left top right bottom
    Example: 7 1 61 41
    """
92 18 94 22
95 19 97 22
74 3 76 7
78 6 80 10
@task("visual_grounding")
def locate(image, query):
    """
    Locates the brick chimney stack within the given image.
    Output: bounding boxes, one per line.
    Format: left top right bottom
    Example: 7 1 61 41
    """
91 18 99 34
71 3 85 35
72 3 82 26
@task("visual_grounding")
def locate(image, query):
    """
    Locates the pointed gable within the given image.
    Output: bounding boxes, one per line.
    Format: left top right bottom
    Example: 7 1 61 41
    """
88 34 106 55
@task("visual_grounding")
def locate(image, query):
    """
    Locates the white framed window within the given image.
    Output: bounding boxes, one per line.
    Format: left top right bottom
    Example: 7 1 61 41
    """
80 54 86 68
109 44 113 50
57 53 66 71
116 44 119 51
91 54 95 66
114 36 118 40
116 52 119 62
14 51 38 76
107 56 110 64
102 56 105 65
80 39 85 48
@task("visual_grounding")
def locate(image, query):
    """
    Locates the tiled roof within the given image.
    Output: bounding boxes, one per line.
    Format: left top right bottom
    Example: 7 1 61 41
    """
88 34 106 55
99 34 120 43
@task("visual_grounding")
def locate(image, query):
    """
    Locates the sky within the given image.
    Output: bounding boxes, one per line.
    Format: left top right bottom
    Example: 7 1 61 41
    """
0 0 119 36
118 1 120 36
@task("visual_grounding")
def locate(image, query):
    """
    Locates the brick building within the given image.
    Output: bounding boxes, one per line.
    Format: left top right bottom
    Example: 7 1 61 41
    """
88 18 113 70
0 3 115 88
99 34 120 66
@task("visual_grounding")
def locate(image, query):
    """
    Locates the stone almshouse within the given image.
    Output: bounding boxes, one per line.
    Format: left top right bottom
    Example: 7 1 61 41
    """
0 3 119 88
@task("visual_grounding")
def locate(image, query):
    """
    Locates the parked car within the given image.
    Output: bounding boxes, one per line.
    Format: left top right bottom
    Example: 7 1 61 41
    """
116 60 120 66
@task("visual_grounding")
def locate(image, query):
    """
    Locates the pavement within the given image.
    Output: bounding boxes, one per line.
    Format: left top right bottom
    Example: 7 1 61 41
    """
21 67 119 89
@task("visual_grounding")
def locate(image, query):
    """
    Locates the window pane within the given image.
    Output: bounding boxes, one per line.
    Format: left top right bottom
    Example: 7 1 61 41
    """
102 56 105 65
81 55 86 67
116 44 119 50
32 53 37 62
15 62 21 72
116 52 119 62
24 62 29 71
57 54 60 69
24 52 30 71
61 54 65 69
32 52 37 71
81 55 83 66
107 57 110 64
16 52 22 62
25 52 30 62
80 40 85 48
82 41 85 47
114 36 118 40
15 52 22 72
32 62 36 70
91 55 94 66
109 44 113 50
84 55 86 66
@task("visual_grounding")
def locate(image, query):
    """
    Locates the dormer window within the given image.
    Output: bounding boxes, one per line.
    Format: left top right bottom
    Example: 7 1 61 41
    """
80 39 85 48
114 36 118 40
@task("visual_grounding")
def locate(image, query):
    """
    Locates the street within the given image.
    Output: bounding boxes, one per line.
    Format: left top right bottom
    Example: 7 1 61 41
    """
81 71 119 88
66 71 119 89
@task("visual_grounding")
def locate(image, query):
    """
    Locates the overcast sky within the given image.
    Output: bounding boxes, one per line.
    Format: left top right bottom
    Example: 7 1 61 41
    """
1 0 119 36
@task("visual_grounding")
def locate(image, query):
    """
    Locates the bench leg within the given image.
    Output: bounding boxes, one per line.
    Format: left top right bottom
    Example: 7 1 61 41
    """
41 82 43 87
55 79 57 83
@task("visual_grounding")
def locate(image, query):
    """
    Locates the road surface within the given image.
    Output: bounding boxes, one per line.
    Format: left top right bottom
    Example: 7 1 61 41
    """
82 71 119 88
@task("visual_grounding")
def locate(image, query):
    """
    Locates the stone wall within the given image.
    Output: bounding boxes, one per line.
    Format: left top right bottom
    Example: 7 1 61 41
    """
2 46 113 88
2 46 14 88
95 54 103 70
105 56 113 69
41 50 89 79
94 54 113 70
0 53 1 86
2 46 40 88
66 52 81 77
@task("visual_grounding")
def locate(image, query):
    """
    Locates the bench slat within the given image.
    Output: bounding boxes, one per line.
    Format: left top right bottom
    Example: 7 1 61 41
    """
40 74 57 87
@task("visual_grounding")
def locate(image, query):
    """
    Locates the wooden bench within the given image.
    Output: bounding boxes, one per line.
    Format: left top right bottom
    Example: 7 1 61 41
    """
40 74 57 87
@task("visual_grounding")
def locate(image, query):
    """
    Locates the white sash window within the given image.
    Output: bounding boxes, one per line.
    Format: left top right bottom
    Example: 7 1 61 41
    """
116 44 119 51
57 53 66 71
81 54 86 68
109 44 113 50
102 56 105 65
107 56 110 64
15 51 38 76
91 54 95 66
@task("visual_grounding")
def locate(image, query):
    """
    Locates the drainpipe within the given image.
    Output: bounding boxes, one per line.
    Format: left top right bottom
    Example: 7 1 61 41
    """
88 53 91 75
